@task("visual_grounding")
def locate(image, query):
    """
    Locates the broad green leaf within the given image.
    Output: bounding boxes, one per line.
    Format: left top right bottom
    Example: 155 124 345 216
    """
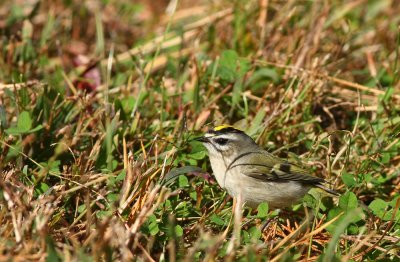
347 223 359 234
216 50 249 83
328 195 364 234
116 170 126 181
35 182 50 195
178 175 189 188
78 204 86 213
368 199 388 218
246 67 280 91
22 165 28 175
189 150 206 160
107 193 119 202
257 202 269 218
341 173 356 187
380 152 391 164
339 192 358 211
210 214 225 226
17 111 32 131
149 221 159 236
175 225 183 237
248 226 262 241
5 111 43 135
218 50 238 82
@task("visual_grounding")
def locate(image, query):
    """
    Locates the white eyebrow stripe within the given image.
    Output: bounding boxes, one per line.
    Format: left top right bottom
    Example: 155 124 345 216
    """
211 134 239 141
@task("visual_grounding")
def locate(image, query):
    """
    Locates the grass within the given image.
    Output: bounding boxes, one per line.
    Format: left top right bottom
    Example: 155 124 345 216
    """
0 0 399 261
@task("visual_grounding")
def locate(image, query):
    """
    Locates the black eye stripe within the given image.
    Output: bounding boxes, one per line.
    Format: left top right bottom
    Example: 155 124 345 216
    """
214 138 229 145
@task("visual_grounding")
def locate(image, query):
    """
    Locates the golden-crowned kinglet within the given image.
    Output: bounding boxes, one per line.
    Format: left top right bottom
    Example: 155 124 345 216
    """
196 125 338 208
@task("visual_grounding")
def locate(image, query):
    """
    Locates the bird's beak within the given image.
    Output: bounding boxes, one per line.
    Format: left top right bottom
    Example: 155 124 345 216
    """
195 136 209 143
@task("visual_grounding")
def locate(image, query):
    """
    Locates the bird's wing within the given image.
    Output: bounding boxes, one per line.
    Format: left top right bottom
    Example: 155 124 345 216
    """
226 151 324 184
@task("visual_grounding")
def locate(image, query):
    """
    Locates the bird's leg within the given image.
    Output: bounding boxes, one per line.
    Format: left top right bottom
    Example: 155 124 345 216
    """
226 195 244 254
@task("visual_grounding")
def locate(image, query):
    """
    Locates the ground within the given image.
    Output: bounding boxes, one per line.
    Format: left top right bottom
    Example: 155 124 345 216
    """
0 0 399 261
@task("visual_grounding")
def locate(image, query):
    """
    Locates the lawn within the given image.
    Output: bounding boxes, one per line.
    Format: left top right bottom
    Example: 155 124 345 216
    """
0 0 399 261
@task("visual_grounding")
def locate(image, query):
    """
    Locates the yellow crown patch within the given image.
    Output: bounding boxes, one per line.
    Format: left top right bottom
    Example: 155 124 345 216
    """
213 125 236 131
212 125 243 133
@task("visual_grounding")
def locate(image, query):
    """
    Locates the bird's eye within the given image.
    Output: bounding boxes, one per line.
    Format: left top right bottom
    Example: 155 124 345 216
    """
214 138 229 145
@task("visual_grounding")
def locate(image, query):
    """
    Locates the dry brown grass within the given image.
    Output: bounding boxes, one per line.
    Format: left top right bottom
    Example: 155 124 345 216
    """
0 0 399 260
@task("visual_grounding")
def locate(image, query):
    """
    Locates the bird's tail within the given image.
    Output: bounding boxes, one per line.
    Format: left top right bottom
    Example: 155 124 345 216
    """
315 183 340 196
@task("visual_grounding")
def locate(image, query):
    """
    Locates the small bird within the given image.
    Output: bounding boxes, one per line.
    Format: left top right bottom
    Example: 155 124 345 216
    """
196 125 338 209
